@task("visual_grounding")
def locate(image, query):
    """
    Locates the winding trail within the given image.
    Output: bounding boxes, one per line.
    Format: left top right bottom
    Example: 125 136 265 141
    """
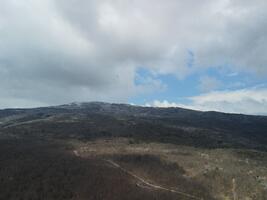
232 178 237 200
73 150 204 200
104 159 204 200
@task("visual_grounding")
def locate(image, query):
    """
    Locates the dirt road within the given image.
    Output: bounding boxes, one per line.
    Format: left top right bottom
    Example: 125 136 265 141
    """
105 159 204 200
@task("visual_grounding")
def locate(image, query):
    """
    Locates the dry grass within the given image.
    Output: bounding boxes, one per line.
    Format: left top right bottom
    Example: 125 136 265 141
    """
71 138 267 200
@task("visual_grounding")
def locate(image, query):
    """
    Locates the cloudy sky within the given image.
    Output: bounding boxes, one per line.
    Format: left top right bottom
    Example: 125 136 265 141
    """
0 0 267 114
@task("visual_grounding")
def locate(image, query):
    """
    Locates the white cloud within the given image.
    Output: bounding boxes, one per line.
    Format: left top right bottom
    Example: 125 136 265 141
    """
135 76 167 96
147 88 267 115
0 0 267 107
145 100 185 108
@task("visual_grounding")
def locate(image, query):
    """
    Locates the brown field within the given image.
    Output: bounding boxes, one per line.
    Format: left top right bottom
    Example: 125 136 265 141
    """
70 138 267 200
1 103 267 199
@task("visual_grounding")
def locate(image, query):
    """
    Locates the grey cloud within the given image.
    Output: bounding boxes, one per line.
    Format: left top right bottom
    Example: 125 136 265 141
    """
0 0 267 107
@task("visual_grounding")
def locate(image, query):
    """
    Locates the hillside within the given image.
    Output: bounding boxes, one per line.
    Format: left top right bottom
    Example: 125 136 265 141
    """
0 102 267 200
1 102 267 150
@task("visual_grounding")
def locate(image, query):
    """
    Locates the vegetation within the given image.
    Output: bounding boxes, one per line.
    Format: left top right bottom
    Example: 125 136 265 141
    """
0 102 266 199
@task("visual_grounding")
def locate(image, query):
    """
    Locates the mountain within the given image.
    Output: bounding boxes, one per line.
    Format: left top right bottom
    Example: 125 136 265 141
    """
1 102 267 200
1 102 267 150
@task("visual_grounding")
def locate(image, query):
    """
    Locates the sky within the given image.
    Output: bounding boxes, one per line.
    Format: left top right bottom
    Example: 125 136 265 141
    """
0 0 267 115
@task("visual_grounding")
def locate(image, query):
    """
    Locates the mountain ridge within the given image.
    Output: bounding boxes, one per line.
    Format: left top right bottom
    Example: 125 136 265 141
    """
1 101 267 151
1 101 267 117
